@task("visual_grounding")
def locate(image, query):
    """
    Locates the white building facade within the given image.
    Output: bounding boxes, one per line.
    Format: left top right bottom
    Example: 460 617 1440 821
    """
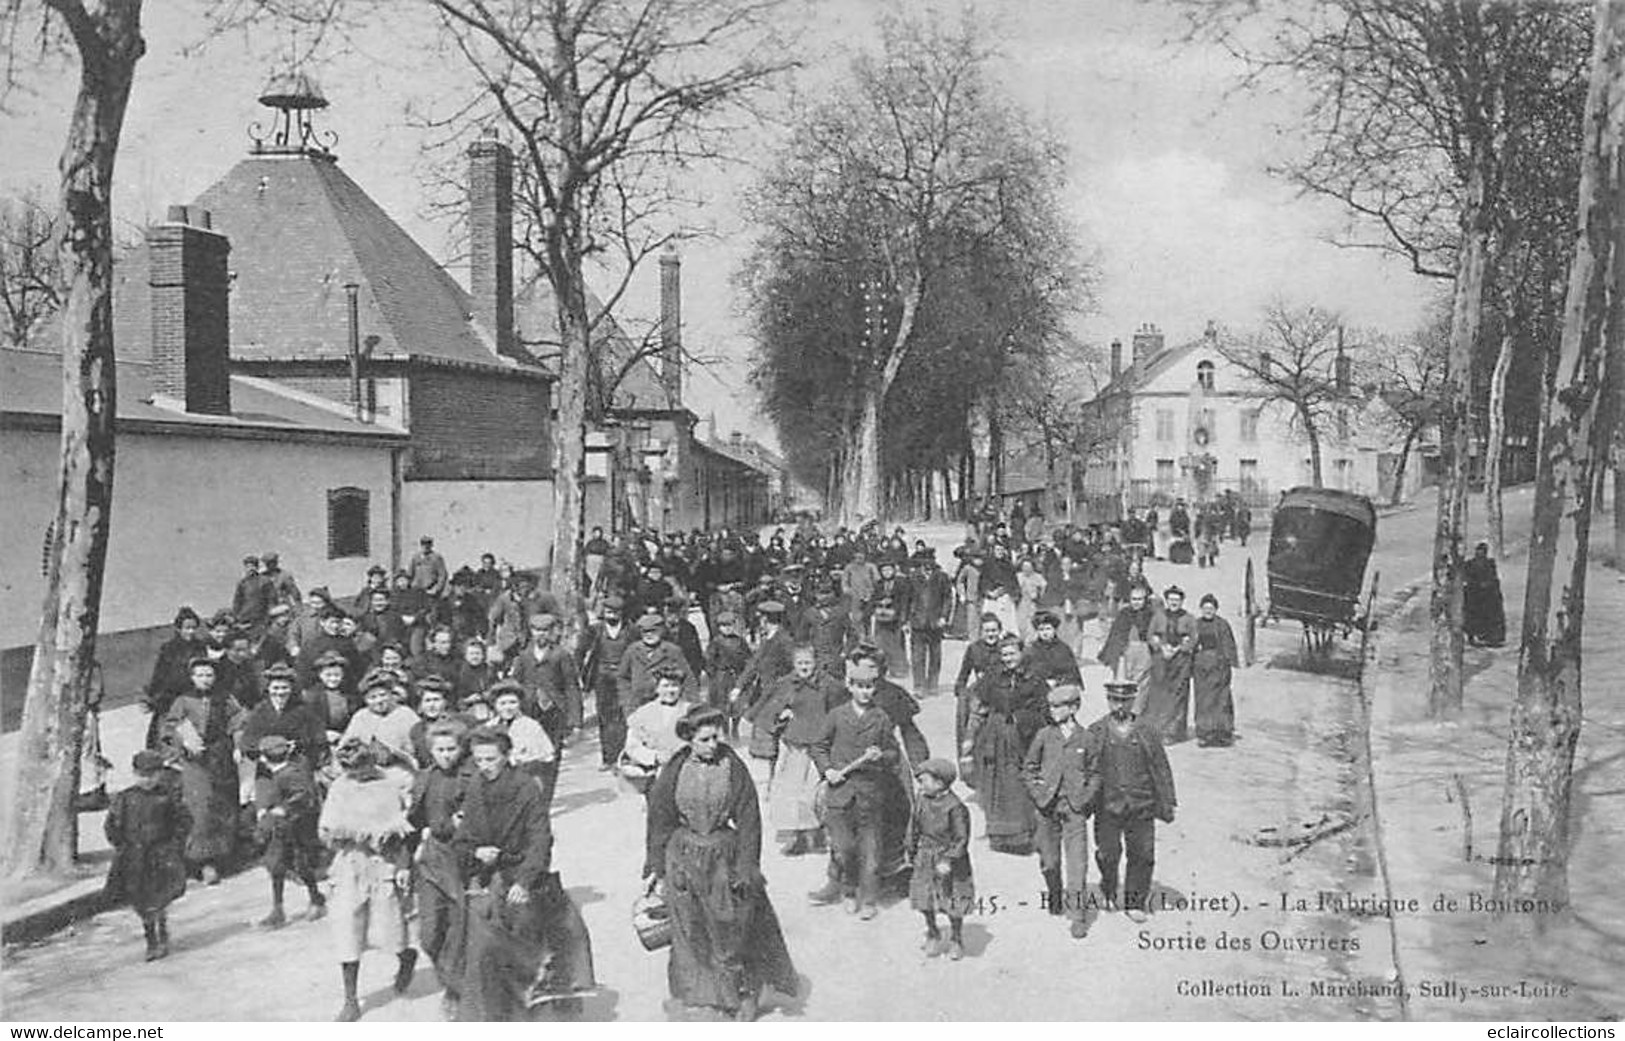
1082 324 1429 511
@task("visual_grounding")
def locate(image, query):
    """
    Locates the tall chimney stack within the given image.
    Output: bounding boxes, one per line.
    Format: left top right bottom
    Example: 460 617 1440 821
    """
468 129 515 359
1131 323 1163 369
1110 338 1123 381
660 245 682 408
148 206 232 415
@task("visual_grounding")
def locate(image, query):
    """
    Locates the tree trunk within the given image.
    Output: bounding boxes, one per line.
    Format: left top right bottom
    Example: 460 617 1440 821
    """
547 19 588 645
1614 461 1625 567
1494 0 1625 913
838 385 882 527
0 0 143 881
1431 154 1492 718
1391 426 1420 507
1303 413 1324 487
1486 319 1517 559
1065 451 1079 525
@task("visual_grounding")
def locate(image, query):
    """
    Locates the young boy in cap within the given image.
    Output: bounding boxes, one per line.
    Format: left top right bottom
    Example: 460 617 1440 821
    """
105 750 191 960
808 655 902 919
1089 674 1176 923
908 758 974 960
252 734 327 928
1023 683 1099 939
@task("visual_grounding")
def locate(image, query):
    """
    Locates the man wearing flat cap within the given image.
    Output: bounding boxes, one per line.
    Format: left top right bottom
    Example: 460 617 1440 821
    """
234 555 273 639
617 613 696 714
1088 675 1176 923
511 612 581 745
578 596 635 767
907 554 954 696
410 535 450 600
1023 683 1098 939
731 600 794 721
261 551 302 612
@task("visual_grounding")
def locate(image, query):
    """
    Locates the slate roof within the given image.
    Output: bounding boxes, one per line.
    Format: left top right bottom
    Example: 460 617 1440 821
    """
1 346 406 443
120 151 548 375
515 276 669 406
699 436 778 479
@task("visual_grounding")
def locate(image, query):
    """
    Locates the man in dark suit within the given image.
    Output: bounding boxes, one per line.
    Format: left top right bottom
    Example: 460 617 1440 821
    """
1024 683 1099 939
1089 678 1177 923
907 554 954 696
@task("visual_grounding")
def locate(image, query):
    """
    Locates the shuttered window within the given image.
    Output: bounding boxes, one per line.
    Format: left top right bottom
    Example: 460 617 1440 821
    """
327 487 370 560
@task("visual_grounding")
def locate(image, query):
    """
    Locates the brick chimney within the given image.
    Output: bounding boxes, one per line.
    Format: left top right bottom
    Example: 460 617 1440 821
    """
1110 338 1123 381
1131 323 1163 369
148 206 232 415
468 129 515 359
660 245 682 408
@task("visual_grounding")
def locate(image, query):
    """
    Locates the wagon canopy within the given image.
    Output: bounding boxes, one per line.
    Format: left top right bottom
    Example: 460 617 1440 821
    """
1266 486 1377 626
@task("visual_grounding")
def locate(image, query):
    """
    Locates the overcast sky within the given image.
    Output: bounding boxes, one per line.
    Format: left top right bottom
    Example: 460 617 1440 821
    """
1 0 1436 448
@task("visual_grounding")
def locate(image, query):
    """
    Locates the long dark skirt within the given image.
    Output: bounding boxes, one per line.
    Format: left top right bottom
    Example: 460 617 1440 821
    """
874 624 907 678
178 753 239 866
416 837 467 993
1464 580 1507 647
970 718 1036 854
1142 654 1192 745
1191 649 1234 745
664 828 797 1013
459 875 596 1021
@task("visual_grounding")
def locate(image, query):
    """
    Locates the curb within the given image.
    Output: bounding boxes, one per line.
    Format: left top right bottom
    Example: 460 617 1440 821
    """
3 853 256 947
2 878 116 946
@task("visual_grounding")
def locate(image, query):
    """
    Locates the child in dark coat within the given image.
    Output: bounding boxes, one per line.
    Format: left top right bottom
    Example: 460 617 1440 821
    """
908 758 975 960
704 611 752 737
253 734 328 928
105 750 192 960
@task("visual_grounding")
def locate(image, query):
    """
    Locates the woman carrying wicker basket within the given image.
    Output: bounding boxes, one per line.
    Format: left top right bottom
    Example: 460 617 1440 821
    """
644 706 798 1021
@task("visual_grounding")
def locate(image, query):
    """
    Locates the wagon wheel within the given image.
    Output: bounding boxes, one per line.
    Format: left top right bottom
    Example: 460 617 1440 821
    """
1242 558 1258 666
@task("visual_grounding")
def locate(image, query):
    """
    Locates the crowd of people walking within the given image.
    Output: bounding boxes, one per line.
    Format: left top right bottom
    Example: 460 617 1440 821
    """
108 499 1273 1021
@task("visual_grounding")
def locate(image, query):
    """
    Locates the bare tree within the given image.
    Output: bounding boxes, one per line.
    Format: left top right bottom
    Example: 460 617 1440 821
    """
1492 0 1625 914
996 334 1114 522
1178 0 1591 720
0 188 64 347
424 0 792 645
1367 306 1450 507
1215 302 1351 488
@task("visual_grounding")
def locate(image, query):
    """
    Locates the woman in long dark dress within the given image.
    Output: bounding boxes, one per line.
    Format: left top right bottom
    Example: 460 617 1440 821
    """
143 608 203 749
1463 542 1507 648
963 636 1047 854
1190 594 1240 747
160 657 245 883
645 706 797 1022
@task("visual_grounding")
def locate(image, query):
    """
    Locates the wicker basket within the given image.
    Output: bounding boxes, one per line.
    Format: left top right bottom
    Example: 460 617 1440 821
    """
632 892 672 951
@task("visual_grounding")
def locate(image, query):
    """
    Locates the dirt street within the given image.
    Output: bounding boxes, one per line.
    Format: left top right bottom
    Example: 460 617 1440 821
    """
8 495 1617 1020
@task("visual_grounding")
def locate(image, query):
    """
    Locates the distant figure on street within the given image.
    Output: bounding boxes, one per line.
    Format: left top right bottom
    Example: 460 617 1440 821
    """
1463 541 1507 648
1191 594 1240 747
